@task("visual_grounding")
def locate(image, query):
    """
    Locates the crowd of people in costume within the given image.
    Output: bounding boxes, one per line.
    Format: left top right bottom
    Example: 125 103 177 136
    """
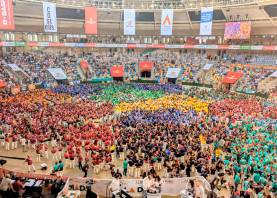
0 82 276 197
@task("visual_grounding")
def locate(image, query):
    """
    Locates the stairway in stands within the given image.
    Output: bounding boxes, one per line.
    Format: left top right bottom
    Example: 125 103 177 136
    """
258 76 277 93
4 64 29 85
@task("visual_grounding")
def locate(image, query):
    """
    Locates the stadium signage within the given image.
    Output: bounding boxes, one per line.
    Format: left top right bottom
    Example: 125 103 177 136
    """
0 0 14 30
1 42 277 52
85 7 97 34
161 9 174 35
124 9 136 35
43 2 57 32
200 7 213 36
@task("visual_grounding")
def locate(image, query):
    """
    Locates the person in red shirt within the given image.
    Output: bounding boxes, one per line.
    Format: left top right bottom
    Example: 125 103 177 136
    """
51 146 58 161
58 145 63 160
11 134 18 150
43 144 49 159
64 151 69 168
5 135 10 150
36 145 42 162
25 155 35 172
12 177 25 197
69 151 75 169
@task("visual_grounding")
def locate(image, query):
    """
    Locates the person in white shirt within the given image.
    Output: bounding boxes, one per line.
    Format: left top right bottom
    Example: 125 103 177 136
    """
20 137 27 152
194 181 207 198
0 174 12 198
109 175 121 195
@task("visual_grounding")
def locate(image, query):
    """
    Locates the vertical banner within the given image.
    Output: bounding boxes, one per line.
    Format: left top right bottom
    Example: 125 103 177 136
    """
124 9 135 35
0 0 15 30
85 7 97 34
161 9 173 36
43 2 57 32
200 7 213 36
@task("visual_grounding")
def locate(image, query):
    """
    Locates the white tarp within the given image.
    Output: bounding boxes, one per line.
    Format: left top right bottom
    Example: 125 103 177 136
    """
166 68 181 78
48 68 67 80
203 63 213 70
269 71 277 78
7 64 22 71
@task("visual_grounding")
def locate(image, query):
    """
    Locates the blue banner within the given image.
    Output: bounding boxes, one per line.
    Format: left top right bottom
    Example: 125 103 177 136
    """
200 7 213 36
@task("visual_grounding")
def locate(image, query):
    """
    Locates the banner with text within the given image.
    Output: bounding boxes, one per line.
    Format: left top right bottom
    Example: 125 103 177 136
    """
161 9 173 36
43 2 57 32
85 7 97 34
200 7 213 36
124 9 135 35
0 0 15 30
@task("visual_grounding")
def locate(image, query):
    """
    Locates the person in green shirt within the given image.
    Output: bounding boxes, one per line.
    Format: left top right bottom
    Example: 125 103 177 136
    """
58 160 64 172
253 172 261 183
123 159 128 176
234 174 241 187
53 162 59 172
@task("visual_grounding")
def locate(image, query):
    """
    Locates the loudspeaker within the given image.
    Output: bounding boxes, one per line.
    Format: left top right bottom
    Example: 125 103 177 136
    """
0 159 7 166
86 189 97 198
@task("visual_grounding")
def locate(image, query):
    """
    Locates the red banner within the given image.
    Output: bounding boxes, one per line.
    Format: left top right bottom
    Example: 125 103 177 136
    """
0 0 15 30
85 7 97 35
139 61 154 71
222 71 243 84
27 42 39 47
110 65 124 77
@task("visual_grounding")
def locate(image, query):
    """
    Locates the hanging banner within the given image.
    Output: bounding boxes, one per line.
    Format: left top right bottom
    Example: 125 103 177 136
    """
85 7 97 34
43 2 57 32
200 7 213 36
0 0 15 30
166 68 181 78
110 65 124 77
222 71 243 84
161 9 173 36
124 9 135 35
139 61 153 71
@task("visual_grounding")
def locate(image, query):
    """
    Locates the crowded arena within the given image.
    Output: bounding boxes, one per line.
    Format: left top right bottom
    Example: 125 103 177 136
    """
0 0 276 198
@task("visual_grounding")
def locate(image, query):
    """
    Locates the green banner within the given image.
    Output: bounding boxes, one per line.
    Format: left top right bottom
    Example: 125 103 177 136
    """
240 45 251 50
15 42 26 47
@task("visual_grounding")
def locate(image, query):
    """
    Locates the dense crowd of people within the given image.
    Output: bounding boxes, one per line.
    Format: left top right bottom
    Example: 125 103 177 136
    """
0 83 276 198
1 50 276 95
0 47 276 198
